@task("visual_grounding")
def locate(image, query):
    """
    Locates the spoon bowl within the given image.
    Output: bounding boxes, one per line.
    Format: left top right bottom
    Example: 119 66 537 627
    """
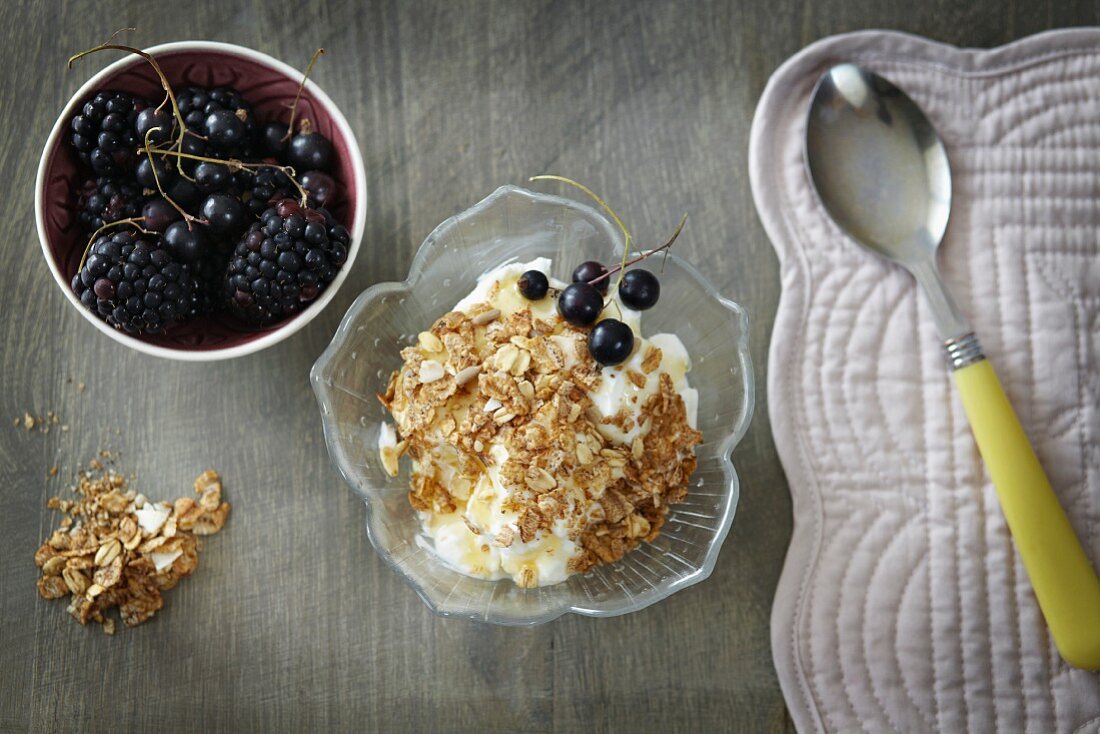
806 63 951 268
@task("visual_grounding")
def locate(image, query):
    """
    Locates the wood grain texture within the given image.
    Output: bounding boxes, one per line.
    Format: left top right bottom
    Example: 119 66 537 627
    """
1 1 1097 732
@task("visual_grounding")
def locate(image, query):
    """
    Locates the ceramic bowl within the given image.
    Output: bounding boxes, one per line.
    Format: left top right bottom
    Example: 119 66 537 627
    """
35 40 367 360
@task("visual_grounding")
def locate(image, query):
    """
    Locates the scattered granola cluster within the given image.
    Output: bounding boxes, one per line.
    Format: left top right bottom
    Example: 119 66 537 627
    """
34 460 230 633
12 411 67 434
380 263 702 587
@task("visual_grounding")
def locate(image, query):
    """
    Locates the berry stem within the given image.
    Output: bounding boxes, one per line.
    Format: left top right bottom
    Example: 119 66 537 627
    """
146 146 311 207
657 212 687 273
77 217 151 272
586 213 687 289
530 174 632 251
282 48 326 143
68 31 191 179
530 176 690 289
529 175 640 288
604 296 624 322
142 127 199 227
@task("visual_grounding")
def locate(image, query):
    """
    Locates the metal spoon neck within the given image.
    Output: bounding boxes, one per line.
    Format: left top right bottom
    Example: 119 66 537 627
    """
907 257 971 341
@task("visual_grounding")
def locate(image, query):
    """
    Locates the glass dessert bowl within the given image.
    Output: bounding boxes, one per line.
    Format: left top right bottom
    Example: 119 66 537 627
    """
311 185 753 624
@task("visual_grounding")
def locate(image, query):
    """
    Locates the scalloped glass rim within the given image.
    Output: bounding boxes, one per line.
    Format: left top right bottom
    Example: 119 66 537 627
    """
311 185 754 624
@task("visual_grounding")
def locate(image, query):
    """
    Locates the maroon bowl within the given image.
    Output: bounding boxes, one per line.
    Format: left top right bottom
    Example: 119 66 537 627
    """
35 41 367 360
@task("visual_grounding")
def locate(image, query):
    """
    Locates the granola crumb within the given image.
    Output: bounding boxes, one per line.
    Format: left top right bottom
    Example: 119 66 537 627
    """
48 467 58 478
33 461 231 633
15 410 65 433
77 382 86 393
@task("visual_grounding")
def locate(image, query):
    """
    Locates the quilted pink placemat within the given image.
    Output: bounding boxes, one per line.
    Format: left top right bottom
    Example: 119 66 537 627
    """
750 29 1100 733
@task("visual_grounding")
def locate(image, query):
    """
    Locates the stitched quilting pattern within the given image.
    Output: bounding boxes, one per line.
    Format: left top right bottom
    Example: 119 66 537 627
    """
750 31 1100 733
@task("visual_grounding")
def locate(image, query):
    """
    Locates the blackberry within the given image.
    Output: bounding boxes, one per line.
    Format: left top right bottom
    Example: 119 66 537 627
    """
244 168 334 217
244 168 298 217
71 230 198 334
76 177 145 233
188 250 230 318
225 199 350 326
176 86 257 159
70 91 148 176
161 222 226 318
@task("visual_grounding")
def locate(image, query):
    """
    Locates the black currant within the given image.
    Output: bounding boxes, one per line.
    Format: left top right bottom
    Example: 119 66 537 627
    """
572 260 609 294
142 198 181 232
163 221 209 263
259 121 289 158
300 170 337 207
194 161 235 193
200 193 247 237
587 319 635 366
517 270 549 300
204 109 247 149
557 282 603 326
136 156 177 189
619 268 660 310
135 107 173 145
287 132 333 172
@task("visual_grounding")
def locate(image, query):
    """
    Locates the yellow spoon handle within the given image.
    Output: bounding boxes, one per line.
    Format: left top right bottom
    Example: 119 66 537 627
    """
953 357 1100 669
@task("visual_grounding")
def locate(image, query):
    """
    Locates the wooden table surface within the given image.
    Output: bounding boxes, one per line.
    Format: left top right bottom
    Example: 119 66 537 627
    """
2 2 1097 732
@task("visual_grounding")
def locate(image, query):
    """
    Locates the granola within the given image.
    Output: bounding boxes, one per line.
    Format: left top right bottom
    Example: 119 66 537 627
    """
379 258 702 587
34 461 230 632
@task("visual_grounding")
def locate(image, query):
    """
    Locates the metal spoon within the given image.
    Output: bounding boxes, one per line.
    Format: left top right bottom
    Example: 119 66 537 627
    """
805 63 1100 670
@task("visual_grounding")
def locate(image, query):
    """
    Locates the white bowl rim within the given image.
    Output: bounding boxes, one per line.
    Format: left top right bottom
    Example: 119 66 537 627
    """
35 39 368 362
311 184 756 624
